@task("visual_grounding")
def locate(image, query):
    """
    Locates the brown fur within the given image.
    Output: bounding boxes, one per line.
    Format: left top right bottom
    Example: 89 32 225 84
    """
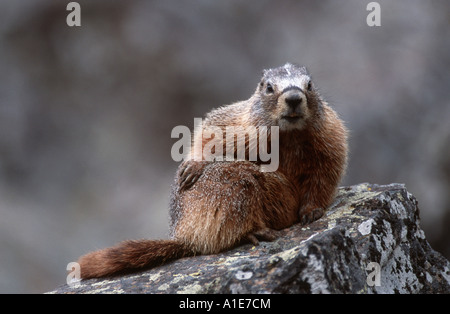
77 63 348 278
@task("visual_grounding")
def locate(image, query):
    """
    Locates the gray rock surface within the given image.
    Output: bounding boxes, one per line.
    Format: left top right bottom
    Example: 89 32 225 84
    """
50 183 450 294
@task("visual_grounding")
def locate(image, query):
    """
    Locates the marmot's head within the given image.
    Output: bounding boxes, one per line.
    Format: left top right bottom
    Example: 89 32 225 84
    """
255 63 322 131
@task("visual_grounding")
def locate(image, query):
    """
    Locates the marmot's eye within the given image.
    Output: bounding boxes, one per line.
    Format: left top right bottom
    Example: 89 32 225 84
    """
307 81 312 91
266 83 274 94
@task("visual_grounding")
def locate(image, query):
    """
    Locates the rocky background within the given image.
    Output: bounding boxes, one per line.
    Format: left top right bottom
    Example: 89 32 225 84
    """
0 0 449 293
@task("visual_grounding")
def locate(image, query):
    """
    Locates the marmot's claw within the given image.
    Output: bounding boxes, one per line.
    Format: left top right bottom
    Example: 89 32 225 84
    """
178 161 208 191
299 207 324 225
246 228 280 246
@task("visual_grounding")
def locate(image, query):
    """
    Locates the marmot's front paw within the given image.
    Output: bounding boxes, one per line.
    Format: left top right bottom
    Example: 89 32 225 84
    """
246 228 281 246
299 207 324 225
178 160 209 191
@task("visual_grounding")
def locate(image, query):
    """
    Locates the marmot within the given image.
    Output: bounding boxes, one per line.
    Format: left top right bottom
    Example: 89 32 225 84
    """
77 63 348 278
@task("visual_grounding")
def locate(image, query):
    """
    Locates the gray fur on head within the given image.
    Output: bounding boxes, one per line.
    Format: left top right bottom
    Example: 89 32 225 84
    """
260 63 311 94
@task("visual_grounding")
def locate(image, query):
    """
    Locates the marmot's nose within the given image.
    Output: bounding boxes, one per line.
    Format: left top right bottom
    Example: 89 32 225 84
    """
285 93 303 109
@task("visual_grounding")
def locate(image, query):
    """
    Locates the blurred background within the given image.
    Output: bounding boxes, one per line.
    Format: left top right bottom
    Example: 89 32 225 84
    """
0 0 449 293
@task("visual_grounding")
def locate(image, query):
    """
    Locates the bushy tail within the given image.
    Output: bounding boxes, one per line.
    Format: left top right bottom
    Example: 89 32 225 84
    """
78 239 194 279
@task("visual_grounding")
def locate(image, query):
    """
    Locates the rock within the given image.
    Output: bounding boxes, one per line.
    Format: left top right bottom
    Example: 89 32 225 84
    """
50 183 450 294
